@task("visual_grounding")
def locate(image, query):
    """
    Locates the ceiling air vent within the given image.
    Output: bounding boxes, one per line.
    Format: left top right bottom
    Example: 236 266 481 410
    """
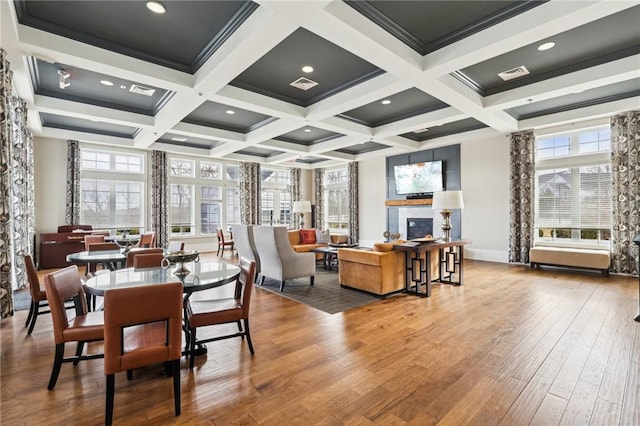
129 84 156 97
290 77 318 91
498 65 530 82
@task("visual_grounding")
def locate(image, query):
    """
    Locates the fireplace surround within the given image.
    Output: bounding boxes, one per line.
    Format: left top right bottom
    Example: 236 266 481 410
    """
407 218 433 240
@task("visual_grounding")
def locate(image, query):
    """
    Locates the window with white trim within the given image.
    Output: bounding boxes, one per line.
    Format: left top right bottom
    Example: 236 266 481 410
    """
169 156 239 236
325 168 349 231
80 148 145 232
260 167 291 226
535 127 611 247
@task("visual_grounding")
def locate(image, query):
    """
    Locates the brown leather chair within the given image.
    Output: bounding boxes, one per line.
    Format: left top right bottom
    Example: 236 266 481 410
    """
24 254 49 334
125 248 164 267
44 265 104 390
132 253 165 268
184 257 255 369
216 228 234 257
103 282 183 426
84 234 105 250
87 242 120 252
138 232 156 248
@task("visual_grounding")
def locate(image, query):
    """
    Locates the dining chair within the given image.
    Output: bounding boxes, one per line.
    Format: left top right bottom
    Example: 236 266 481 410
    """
125 248 164 267
83 235 106 274
87 242 120 252
216 228 234 257
138 232 156 248
103 282 183 426
44 265 104 390
24 254 50 335
184 257 256 370
132 252 165 268
168 241 185 252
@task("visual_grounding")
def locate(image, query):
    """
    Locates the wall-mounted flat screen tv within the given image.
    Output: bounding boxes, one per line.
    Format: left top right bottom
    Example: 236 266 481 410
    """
394 160 443 195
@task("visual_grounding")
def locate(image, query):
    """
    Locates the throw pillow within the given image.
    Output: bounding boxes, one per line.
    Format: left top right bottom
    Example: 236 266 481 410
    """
373 243 394 252
315 229 331 244
299 229 316 244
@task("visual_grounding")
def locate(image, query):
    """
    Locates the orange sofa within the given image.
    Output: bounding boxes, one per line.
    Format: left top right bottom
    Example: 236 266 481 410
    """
287 229 348 254
337 243 439 296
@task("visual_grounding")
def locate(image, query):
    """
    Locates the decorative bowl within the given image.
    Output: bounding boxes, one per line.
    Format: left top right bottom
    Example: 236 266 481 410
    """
161 250 200 276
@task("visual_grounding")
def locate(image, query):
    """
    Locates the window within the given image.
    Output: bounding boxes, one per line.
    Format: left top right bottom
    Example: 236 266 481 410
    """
168 156 239 236
535 127 611 247
80 149 145 231
260 168 291 226
325 168 349 231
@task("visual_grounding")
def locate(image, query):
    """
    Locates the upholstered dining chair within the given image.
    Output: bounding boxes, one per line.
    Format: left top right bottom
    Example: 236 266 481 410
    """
184 257 256 370
24 254 51 335
132 252 165 268
216 228 235 257
103 282 183 426
253 226 315 292
168 241 185 252
231 225 260 280
44 265 104 390
138 232 156 248
87 242 120 252
125 248 164 267
84 234 105 250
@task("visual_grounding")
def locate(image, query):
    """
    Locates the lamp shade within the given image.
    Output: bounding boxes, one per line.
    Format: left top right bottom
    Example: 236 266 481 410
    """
292 200 311 213
431 191 464 210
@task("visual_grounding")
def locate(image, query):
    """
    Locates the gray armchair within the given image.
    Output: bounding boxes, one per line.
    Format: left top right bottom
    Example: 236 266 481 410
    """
253 226 315 292
231 225 261 279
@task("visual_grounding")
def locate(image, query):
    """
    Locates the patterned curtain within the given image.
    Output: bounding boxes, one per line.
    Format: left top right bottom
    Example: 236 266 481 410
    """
610 110 640 275
240 162 261 225
348 162 359 244
314 168 325 229
508 130 535 264
1 48 35 317
65 140 81 225
151 150 169 249
290 168 302 229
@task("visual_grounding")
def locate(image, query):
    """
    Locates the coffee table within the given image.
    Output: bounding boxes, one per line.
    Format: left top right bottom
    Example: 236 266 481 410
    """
310 246 339 270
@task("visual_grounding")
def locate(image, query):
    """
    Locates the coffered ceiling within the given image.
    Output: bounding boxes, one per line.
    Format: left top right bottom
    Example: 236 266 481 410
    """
2 0 639 169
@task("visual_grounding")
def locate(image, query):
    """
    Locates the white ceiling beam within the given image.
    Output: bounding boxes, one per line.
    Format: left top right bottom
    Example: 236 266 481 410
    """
245 118 305 145
38 127 135 147
484 55 640 111
150 142 213 158
519 96 640 130
213 86 306 120
171 122 244 144
374 107 468 138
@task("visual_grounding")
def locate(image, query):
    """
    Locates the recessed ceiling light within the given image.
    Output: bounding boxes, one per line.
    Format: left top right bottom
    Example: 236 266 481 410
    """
302 66 314 73
120 85 127 90
381 99 391 105
100 80 114 86
146 1 166 14
537 42 555 51
225 110 235 115
304 128 312 133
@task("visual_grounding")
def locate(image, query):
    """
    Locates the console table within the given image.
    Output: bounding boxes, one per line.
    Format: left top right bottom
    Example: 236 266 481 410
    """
393 239 472 297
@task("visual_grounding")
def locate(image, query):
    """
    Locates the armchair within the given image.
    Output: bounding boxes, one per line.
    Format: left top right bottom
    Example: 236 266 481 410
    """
231 224 260 278
253 226 315 292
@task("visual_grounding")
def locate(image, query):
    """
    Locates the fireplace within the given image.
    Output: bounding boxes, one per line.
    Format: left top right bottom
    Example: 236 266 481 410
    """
407 218 433 240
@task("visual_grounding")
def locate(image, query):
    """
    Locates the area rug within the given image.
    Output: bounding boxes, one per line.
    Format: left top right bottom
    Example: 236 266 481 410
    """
257 269 381 314
12 290 31 311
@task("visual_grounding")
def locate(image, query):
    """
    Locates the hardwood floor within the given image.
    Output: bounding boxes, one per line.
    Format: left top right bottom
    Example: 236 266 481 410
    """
2 257 639 425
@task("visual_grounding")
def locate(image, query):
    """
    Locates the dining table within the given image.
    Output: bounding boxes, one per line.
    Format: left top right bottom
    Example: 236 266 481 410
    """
83 261 241 300
66 249 128 272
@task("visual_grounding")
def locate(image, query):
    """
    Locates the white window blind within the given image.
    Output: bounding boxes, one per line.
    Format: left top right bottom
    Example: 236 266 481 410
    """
535 126 611 245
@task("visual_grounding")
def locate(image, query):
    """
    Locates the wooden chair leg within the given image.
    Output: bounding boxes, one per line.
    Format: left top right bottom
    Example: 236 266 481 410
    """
310 276 315 286
105 374 115 426
73 341 85 365
279 281 286 292
25 300 35 327
244 318 255 355
48 343 65 390
172 360 181 416
27 302 39 334
189 328 197 370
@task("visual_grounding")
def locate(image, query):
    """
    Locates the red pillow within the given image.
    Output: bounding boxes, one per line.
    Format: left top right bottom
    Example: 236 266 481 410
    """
299 229 316 244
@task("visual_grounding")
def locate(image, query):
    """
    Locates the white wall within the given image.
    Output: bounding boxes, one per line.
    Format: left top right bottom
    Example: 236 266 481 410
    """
460 134 511 262
358 156 388 248
34 137 68 234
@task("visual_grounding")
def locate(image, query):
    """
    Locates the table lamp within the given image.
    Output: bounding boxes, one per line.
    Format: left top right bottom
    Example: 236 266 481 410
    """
292 200 312 229
431 190 464 242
